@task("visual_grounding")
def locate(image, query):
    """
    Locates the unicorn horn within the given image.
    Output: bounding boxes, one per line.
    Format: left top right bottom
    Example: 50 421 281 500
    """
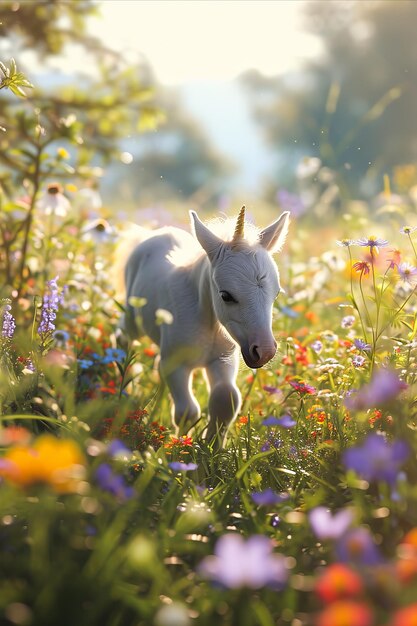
232 205 246 241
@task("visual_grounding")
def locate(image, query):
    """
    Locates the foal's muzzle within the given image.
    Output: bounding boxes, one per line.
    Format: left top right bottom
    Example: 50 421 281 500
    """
242 340 277 369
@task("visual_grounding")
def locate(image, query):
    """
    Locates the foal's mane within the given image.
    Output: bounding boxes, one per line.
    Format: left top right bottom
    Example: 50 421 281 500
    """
168 216 262 267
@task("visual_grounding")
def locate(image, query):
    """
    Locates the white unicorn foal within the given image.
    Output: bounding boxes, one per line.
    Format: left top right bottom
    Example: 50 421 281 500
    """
123 207 290 444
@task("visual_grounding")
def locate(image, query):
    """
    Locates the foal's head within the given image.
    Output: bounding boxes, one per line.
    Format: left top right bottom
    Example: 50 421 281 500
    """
191 207 290 368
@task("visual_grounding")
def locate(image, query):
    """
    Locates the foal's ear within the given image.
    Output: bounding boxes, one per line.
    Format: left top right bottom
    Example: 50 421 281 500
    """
259 211 290 253
190 211 223 261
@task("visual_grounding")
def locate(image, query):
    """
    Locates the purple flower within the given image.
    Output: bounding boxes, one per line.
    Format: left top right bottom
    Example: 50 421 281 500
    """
277 189 305 217
310 340 323 354
341 315 355 329
107 439 132 459
354 338 371 352
169 462 198 472
335 527 382 566
354 237 389 252
38 276 63 336
343 433 409 486
344 368 407 411
251 489 289 506
263 385 281 395
397 262 417 286
309 507 353 540
1 301 15 339
262 414 296 428
199 534 288 589
95 463 134 500
352 355 366 368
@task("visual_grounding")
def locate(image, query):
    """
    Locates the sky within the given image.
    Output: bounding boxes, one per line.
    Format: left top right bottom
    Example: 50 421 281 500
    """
49 0 322 85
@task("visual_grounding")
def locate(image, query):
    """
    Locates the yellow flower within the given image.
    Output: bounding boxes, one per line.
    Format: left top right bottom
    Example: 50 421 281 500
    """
0 435 85 492
56 147 70 159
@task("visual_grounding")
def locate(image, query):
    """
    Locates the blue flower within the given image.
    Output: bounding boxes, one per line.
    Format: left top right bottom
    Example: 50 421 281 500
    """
280 306 299 319
95 463 134 500
102 348 126 364
262 415 296 428
251 489 289 506
78 358 94 370
343 433 409 486
169 462 198 472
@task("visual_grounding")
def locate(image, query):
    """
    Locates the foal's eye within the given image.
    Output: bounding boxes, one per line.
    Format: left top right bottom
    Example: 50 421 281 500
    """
220 290 238 304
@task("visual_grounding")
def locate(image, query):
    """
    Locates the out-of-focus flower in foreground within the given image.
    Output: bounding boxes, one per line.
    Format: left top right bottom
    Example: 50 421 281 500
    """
95 463 134 501
344 368 407 411
309 507 353 540
0 435 85 492
199 533 288 589
315 563 364 603
316 600 373 626
251 488 289 506
389 602 417 626
343 433 409 486
336 527 382 566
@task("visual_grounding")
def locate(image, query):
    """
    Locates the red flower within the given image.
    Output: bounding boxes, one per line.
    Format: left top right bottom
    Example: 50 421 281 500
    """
352 261 371 277
289 380 316 395
315 563 364 603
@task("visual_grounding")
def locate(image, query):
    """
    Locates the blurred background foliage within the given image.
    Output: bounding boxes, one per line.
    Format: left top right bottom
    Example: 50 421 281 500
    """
0 0 416 212
242 0 417 200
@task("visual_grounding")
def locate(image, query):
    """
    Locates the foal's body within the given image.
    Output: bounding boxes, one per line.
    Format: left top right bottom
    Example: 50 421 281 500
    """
123 208 289 442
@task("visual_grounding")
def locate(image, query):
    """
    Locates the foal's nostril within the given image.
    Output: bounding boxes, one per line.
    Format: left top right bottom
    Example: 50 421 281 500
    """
249 344 261 363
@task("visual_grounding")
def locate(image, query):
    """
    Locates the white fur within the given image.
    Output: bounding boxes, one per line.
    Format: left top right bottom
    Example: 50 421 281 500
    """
121 209 290 445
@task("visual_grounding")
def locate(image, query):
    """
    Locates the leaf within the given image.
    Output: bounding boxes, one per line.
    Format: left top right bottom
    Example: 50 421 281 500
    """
235 449 276 479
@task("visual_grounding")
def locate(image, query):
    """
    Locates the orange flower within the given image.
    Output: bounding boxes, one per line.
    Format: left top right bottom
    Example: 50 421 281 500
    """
0 435 85 492
395 557 417 584
0 426 32 446
316 600 373 626
402 528 417 550
315 564 363 603
390 603 417 626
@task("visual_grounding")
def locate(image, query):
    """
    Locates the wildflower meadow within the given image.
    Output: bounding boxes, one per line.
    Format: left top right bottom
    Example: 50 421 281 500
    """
2 157 417 626
2 2 417 626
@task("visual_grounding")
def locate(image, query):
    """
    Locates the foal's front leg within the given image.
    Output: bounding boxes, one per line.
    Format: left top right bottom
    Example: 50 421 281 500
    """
160 362 200 434
205 355 241 446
